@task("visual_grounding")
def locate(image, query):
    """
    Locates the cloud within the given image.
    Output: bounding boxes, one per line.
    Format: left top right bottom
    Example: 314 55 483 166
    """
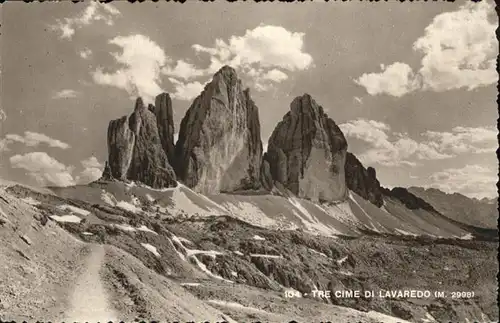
194 25 313 71
168 78 206 101
10 152 76 187
427 164 497 199
355 62 421 97
9 153 105 187
355 1 497 97
92 34 167 104
76 156 104 184
50 1 121 40
162 60 206 80
2 131 71 150
423 126 497 155
79 48 93 59
81 156 103 169
76 167 102 184
53 89 79 99
339 119 454 166
164 25 313 93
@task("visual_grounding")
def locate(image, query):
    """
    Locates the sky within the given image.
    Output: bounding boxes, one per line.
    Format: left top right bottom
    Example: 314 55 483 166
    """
0 0 498 199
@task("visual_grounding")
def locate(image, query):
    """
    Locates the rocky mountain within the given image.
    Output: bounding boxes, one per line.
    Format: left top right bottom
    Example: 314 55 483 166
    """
265 94 348 203
381 187 439 213
408 187 498 229
105 96 177 189
3 65 497 323
174 66 263 195
345 152 384 207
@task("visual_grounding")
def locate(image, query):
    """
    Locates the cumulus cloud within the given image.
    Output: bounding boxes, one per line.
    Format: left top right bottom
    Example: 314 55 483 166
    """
52 89 79 99
9 153 105 187
2 131 71 150
355 1 497 97
163 25 313 93
81 156 103 169
10 152 76 187
355 62 421 97
92 34 167 104
79 48 93 59
76 167 102 184
423 126 497 155
94 25 312 101
428 164 497 199
339 119 460 166
50 1 121 40
76 156 104 184
162 60 206 80
168 78 206 101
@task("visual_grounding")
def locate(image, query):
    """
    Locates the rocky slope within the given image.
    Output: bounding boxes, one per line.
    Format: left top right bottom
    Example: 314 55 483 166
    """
105 97 177 189
174 66 263 194
265 94 348 203
1 182 497 323
408 187 498 229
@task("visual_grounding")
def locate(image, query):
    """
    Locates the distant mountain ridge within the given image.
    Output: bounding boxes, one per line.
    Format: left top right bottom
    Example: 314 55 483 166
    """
408 187 498 230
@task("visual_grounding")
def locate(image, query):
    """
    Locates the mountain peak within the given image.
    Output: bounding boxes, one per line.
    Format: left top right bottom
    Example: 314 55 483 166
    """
265 95 348 203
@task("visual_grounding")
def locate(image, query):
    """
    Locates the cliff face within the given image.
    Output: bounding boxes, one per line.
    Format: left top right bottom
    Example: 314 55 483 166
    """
174 66 263 194
152 93 176 167
105 97 177 189
345 152 384 207
265 94 348 203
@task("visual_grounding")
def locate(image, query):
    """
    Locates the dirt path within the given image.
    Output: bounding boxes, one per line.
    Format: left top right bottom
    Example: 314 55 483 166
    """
63 244 118 322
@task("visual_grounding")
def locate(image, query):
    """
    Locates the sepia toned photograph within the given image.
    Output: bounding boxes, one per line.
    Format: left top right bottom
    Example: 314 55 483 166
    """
0 1 498 322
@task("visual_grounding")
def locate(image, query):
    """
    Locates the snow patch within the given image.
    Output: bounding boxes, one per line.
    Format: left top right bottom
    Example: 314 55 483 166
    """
141 243 160 257
250 254 282 259
309 248 328 258
176 236 193 244
338 270 353 276
145 194 155 202
112 224 136 232
137 225 157 235
366 311 413 323
57 204 91 216
180 282 201 287
252 234 266 241
395 228 419 237
116 201 141 213
82 232 93 236
233 250 244 256
336 256 348 265
101 190 117 206
191 255 233 283
206 300 269 314
50 215 82 223
230 271 238 277
459 233 474 240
